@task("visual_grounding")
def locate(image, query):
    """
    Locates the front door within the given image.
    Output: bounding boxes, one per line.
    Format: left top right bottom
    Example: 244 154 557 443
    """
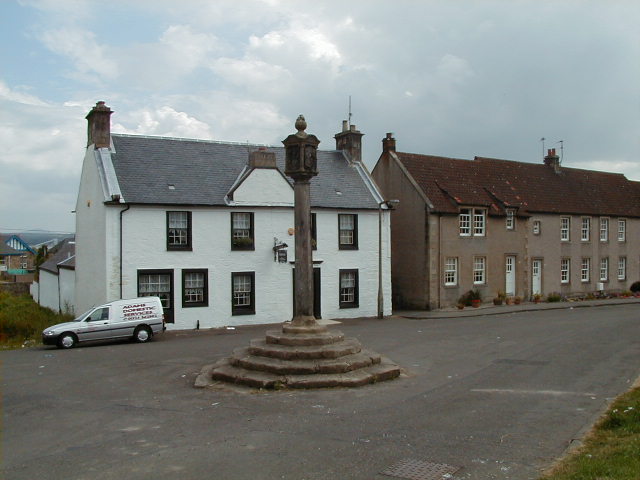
505 256 516 296
292 267 321 319
532 259 542 296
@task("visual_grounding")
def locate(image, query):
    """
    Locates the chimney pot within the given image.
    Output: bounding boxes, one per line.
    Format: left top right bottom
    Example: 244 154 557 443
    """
334 121 363 162
86 101 113 149
382 133 396 152
249 148 277 168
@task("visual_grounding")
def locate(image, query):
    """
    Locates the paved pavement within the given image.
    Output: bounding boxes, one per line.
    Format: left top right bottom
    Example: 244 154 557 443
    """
3 299 640 480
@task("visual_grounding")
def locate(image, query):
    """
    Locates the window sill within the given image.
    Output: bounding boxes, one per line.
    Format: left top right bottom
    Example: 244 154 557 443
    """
339 304 359 309
232 309 255 316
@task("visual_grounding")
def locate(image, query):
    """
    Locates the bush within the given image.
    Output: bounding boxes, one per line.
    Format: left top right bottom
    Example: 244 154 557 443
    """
458 289 482 306
630 281 640 293
0 291 73 346
547 292 562 302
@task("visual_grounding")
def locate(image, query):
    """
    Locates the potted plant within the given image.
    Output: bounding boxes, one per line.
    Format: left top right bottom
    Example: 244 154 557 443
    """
514 296 522 305
493 291 506 305
533 293 542 303
469 289 482 308
457 303 465 310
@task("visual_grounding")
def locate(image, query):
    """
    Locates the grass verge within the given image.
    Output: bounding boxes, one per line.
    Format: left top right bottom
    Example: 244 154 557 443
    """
0 291 73 349
540 383 640 480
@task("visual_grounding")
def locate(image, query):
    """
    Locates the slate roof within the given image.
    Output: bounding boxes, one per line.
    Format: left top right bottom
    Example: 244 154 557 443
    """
397 153 640 217
39 241 76 274
110 134 379 209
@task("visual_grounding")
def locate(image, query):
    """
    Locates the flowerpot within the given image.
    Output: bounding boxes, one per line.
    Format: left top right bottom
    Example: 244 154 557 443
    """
471 299 481 308
493 298 503 306
457 304 465 310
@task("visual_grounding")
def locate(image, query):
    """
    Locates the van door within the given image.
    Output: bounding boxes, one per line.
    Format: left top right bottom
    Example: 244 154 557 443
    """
79 307 111 342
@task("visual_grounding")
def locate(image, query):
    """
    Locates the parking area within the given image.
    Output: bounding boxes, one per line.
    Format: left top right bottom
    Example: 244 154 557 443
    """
3 304 640 479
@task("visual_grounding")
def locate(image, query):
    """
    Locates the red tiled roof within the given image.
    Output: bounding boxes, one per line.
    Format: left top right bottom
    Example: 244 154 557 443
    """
397 152 640 217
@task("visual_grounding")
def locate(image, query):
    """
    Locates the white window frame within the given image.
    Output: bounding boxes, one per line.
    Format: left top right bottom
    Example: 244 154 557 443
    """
599 257 608 282
459 209 471 236
561 258 570 284
599 218 609 242
618 257 626 280
444 257 458 286
533 220 541 235
581 257 591 283
618 219 626 242
581 217 591 242
473 210 486 236
459 208 486 237
561 217 570 241
506 209 515 230
473 256 486 284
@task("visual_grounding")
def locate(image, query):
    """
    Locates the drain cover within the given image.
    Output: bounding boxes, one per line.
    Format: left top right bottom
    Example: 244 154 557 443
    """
381 458 460 480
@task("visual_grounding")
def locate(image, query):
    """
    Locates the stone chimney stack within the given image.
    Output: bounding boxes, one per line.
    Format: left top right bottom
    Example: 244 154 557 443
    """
249 146 277 168
382 132 396 153
544 148 561 173
85 101 113 148
334 121 363 163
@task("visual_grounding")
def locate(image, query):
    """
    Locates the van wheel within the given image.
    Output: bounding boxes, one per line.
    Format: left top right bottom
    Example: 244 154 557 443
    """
134 326 152 343
58 333 77 349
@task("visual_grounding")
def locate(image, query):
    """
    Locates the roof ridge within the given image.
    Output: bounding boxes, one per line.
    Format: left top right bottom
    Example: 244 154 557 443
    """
111 133 274 149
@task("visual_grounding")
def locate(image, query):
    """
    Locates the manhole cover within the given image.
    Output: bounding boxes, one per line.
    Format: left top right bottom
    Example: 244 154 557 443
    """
381 458 460 480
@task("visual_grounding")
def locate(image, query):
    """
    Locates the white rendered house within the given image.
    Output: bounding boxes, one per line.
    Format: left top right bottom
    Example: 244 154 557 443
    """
75 102 393 330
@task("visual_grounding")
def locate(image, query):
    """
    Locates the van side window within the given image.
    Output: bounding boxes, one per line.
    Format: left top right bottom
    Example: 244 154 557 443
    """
86 307 109 322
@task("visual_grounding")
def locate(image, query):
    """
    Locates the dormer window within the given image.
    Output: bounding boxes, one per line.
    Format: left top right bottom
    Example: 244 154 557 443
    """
459 208 485 237
506 209 515 230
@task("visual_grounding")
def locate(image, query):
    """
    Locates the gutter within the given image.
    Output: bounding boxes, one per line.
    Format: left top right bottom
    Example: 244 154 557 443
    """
119 204 130 299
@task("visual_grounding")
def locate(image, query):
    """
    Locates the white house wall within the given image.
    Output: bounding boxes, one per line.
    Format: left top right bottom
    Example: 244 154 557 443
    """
75 148 110 314
38 270 60 312
117 205 392 331
58 268 75 315
232 169 294 206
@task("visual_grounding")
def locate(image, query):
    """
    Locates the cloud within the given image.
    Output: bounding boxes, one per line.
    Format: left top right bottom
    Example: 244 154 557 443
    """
113 105 213 140
39 27 118 82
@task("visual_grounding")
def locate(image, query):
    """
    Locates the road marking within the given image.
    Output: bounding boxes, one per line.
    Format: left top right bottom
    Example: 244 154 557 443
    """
471 388 596 397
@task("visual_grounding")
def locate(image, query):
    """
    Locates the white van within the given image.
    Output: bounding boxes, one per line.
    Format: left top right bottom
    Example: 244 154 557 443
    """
43 297 165 349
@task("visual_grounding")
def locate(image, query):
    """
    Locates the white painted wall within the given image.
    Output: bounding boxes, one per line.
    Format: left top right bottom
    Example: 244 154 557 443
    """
39 270 60 312
113 205 391 330
75 148 109 314
59 268 75 315
232 169 293 206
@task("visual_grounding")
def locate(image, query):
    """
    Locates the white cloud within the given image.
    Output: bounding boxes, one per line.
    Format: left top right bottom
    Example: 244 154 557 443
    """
39 27 118 81
113 106 213 140
0 80 49 106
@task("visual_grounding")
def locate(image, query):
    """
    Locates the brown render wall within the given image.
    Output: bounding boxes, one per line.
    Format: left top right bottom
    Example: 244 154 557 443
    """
433 213 528 308
529 213 639 297
372 153 429 309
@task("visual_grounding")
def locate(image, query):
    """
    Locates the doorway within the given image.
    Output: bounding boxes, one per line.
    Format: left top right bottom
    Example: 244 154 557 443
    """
505 256 516 296
292 267 321 319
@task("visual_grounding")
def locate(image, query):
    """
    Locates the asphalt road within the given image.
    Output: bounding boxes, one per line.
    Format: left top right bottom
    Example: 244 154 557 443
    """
2 304 640 480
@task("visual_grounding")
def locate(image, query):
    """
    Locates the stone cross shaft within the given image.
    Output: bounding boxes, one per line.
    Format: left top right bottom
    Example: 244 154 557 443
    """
282 115 320 327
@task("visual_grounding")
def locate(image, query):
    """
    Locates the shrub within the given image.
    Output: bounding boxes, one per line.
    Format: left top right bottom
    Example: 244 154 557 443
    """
630 281 640 293
0 291 73 346
458 289 481 306
547 292 562 302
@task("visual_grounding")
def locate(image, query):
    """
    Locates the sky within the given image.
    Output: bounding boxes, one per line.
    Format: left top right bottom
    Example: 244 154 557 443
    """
1 0 638 234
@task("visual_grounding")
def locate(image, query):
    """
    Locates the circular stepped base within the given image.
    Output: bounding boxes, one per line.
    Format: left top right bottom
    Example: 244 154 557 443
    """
203 323 400 390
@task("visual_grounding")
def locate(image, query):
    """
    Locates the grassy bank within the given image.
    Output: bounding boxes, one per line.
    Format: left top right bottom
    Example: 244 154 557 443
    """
540 384 640 480
0 291 73 348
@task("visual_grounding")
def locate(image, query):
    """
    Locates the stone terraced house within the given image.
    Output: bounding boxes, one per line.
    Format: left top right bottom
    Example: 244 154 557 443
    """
373 134 640 309
75 102 392 330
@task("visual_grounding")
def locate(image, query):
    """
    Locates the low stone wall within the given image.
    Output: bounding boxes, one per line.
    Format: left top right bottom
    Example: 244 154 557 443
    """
0 282 31 296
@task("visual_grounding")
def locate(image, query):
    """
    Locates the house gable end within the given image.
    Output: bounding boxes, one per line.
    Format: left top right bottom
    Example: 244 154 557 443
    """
228 167 294 207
